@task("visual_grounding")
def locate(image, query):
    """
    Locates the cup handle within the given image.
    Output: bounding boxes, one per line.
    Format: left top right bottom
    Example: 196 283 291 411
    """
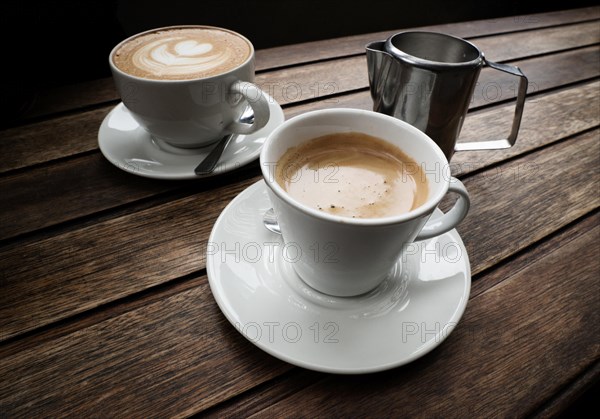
415 178 470 241
226 81 270 135
454 60 528 152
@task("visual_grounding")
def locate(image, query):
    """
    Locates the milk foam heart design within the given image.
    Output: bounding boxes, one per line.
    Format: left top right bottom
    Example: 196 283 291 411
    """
113 27 251 80
138 37 230 77
175 40 213 56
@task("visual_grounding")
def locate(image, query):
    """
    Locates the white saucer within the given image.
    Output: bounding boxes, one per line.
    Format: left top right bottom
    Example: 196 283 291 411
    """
98 92 285 180
207 180 471 374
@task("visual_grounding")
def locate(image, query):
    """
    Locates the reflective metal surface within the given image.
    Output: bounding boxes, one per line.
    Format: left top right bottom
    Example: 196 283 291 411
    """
367 31 527 160
262 208 281 235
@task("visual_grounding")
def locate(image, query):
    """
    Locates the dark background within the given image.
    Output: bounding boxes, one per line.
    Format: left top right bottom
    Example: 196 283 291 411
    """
0 0 596 124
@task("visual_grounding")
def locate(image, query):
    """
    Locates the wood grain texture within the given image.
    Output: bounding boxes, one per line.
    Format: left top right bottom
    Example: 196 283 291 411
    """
0 153 261 241
1 72 598 244
0 117 597 344
25 78 119 120
471 45 599 108
532 360 600 417
286 80 600 178
1 11 599 416
281 45 600 118
2 28 597 175
452 81 600 175
470 210 600 299
16 7 598 122
255 22 600 108
473 20 600 62
0 107 111 173
0 197 597 418
203 214 600 418
248 223 600 418
255 7 600 70
203 369 323 419
458 130 600 279
0 175 259 341
0 279 292 418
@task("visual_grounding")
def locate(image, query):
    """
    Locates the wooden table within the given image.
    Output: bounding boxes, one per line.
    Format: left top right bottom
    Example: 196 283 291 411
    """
1 6 599 417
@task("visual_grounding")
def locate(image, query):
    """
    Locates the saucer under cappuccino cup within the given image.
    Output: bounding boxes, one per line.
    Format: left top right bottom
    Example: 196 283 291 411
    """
109 25 270 148
261 109 471 297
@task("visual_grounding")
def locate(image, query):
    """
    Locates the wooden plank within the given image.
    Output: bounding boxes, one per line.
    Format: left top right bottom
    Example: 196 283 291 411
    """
0 154 258 241
203 369 322 419
255 7 600 70
2 37 598 176
256 22 600 107
4 76 597 243
17 7 599 121
470 210 600 299
1 79 597 244
0 39 600 179
471 45 599 109
0 279 291 418
247 223 600 418
276 44 600 113
0 10 595 416
0 107 111 173
1 65 598 246
0 200 597 417
25 79 118 120
286 80 600 178
458 131 599 272
204 211 600 418
532 360 600 417
0 119 597 343
0 175 259 341
475 20 600 62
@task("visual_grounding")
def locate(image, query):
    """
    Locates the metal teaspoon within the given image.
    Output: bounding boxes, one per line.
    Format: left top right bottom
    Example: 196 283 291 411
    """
194 106 255 175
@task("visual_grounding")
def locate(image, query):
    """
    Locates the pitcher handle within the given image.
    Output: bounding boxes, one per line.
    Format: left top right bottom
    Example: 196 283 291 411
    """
454 60 528 151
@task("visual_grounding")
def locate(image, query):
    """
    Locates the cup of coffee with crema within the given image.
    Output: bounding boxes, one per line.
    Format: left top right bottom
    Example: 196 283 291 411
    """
260 109 470 297
109 25 270 148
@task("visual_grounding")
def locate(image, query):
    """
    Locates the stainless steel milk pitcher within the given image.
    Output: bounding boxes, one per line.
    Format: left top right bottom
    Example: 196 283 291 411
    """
366 31 527 160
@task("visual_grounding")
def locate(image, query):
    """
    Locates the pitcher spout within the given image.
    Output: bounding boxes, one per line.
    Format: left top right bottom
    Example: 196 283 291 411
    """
366 41 388 89
366 41 396 114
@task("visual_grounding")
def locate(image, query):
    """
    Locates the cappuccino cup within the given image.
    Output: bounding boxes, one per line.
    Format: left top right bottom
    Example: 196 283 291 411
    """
260 109 470 297
109 25 270 148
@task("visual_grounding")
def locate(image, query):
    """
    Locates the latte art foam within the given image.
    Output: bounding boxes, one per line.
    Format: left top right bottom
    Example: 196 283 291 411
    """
113 27 252 80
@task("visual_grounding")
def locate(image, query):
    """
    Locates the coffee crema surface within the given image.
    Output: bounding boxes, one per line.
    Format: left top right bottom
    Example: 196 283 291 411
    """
112 27 252 80
275 132 429 219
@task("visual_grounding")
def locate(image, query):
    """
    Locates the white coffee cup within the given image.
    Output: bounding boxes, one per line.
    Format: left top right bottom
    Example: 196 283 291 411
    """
109 25 270 148
260 108 470 297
